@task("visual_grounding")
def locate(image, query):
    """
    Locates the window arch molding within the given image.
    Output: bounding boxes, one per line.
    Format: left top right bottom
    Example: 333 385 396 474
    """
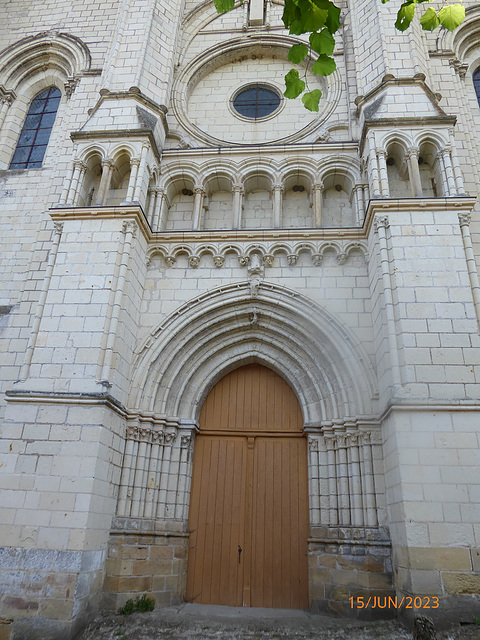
0 32 92 169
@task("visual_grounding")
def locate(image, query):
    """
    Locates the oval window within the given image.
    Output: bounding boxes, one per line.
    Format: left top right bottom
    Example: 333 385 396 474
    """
232 85 281 120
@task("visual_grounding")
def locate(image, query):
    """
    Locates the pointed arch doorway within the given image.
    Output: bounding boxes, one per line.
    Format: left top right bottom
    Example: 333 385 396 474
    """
186 364 309 609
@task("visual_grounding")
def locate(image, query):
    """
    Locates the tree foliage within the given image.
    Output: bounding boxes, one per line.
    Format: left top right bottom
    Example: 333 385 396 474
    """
213 0 465 111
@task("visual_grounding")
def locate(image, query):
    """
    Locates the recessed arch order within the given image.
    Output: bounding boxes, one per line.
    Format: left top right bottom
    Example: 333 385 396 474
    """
129 282 377 425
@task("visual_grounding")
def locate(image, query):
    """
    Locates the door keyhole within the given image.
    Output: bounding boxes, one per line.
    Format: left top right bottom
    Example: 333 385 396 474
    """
238 545 242 563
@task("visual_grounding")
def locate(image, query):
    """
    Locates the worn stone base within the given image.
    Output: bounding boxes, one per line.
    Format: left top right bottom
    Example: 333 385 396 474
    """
308 526 394 619
103 519 189 611
0 548 105 640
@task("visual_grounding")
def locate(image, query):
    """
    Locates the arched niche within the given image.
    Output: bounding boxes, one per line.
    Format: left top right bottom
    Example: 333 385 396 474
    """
164 175 196 231
386 141 410 197
322 172 355 227
282 172 313 228
203 174 234 230
242 173 273 229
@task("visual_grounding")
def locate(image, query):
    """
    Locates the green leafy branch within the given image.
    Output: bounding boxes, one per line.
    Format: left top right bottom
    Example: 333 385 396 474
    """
214 0 465 111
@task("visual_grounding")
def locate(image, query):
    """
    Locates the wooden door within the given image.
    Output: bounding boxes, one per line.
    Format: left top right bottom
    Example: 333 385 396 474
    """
186 364 308 609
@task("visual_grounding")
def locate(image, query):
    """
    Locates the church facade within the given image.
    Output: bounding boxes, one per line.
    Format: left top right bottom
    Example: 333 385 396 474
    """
1 0 480 637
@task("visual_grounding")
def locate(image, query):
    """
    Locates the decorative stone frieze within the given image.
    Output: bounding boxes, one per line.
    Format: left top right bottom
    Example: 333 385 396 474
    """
147 240 369 269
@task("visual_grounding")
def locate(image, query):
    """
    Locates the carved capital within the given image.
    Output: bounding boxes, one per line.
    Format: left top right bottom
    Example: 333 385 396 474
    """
101 158 115 169
193 186 206 197
122 220 138 237
374 214 389 230
336 252 347 265
126 425 139 440
287 254 297 266
151 430 164 444
232 183 244 195
406 147 419 161
164 432 176 445
239 255 249 267
181 434 193 448
458 212 471 227
312 181 324 192
272 182 283 193
53 221 64 235
312 253 323 267
189 255 200 268
165 255 176 267
138 427 151 441
263 253 274 267
130 157 141 168
64 76 79 98
213 255 225 268
308 437 319 452
360 431 371 445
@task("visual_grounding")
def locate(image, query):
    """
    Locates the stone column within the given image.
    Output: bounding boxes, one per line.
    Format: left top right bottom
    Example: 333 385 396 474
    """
272 182 283 228
406 147 423 197
353 184 366 225
458 212 480 330
367 133 381 197
336 434 350 525
192 186 205 230
441 147 457 196
232 183 244 229
99 220 137 383
347 431 364 526
153 188 167 231
133 143 149 203
19 222 64 381
377 149 390 197
450 143 466 196
95 158 115 205
125 158 140 203
66 160 86 205
324 432 338 525
0 91 15 130
360 431 378 526
147 187 157 226
60 160 76 205
312 181 324 227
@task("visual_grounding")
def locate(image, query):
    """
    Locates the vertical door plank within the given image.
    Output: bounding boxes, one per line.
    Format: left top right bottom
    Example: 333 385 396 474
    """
186 436 247 605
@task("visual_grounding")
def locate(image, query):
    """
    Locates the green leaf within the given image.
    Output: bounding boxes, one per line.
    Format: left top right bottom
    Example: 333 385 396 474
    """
381 0 389 4
282 0 301 29
302 89 323 111
438 4 465 31
213 0 234 13
395 1 415 31
284 69 306 99
288 43 309 63
311 54 336 75
420 7 440 30
288 0 328 34
310 28 335 55
325 1 341 33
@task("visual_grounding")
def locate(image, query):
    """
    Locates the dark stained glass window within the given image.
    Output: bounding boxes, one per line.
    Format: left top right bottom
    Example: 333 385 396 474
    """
474 68 480 108
232 85 281 120
9 87 61 169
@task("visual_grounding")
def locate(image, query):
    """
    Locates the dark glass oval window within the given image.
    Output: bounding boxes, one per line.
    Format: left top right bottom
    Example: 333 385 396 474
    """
9 86 61 169
232 85 281 120
473 67 480 108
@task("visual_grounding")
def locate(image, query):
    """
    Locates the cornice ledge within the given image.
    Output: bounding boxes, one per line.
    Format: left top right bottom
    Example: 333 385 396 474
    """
49 205 152 241
87 88 168 126
70 129 162 161
5 389 127 415
355 73 447 118
364 197 476 234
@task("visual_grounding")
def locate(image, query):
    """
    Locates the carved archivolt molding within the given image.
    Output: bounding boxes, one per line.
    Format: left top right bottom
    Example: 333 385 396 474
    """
146 240 369 268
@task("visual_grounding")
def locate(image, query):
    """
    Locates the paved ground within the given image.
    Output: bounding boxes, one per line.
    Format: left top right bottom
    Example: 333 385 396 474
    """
76 603 480 640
